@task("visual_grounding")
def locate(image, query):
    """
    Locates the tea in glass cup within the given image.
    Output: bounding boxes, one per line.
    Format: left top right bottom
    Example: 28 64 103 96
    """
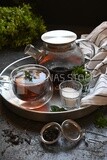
10 64 53 108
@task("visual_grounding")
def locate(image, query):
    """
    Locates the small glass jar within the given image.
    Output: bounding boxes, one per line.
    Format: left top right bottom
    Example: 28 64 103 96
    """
40 122 62 144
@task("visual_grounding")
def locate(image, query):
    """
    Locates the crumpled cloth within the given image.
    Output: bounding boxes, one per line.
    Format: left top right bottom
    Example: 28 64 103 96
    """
80 21 107 107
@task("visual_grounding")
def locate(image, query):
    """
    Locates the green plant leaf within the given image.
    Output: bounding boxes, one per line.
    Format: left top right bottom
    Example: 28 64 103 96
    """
50 105 67 112
94 111 107 128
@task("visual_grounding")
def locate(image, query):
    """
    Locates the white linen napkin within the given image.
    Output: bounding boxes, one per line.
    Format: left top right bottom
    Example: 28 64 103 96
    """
80 21 107 107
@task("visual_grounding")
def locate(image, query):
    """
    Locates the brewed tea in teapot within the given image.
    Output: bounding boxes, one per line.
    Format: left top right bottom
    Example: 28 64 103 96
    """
25 30 85 86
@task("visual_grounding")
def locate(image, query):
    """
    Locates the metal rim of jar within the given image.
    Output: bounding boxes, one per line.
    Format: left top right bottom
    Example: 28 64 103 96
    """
61 119 83 142
43 42 73 52
40 122 62 144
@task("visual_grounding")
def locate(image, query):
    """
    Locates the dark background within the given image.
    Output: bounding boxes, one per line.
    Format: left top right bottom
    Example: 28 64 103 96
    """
0 0 106 27
0 2 107 160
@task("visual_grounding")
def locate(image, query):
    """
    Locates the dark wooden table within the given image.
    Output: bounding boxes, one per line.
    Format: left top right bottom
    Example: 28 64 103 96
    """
0 29 107 160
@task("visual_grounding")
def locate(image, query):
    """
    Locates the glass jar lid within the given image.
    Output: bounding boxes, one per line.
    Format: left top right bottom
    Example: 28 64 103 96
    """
61 119 83 142
41 30 77 45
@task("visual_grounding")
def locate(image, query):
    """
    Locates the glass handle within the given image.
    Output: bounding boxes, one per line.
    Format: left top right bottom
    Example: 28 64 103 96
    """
0 75 11 93
0 75 10 84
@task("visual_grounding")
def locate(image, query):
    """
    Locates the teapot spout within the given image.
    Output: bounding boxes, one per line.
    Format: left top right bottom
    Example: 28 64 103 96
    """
24 44 43 63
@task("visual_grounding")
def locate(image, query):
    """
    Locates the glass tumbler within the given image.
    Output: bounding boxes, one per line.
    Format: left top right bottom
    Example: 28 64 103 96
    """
59 80 82 110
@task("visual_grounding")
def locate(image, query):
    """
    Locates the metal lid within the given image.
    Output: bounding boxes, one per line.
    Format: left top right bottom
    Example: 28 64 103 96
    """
41 30 77 44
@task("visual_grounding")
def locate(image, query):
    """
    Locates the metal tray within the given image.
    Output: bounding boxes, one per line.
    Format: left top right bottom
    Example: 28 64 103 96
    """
0 56 98 122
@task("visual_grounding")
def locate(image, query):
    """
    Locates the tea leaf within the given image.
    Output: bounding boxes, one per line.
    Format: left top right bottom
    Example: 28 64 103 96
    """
24 71 32 81
72 66 91 85
50 105 67 112
72 66 85 75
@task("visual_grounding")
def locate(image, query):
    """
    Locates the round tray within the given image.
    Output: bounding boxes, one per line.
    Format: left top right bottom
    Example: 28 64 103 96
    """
0 56 98 122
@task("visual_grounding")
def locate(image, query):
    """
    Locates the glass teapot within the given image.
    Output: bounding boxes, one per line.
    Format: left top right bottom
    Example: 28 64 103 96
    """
24 30 88 86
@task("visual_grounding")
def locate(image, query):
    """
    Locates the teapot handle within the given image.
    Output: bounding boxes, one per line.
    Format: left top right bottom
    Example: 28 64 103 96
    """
24 44 44 63
76 38 96 60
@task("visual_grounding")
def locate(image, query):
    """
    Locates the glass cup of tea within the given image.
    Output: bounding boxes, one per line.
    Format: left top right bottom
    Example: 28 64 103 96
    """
59 80 82 110
8 64 53 109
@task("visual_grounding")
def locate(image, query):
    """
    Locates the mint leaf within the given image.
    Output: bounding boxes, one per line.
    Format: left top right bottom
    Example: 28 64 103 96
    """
50 105 67 112
24 71 32 81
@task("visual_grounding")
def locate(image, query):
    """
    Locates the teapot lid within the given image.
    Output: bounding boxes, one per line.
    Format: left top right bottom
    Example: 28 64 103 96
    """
41 30 77 44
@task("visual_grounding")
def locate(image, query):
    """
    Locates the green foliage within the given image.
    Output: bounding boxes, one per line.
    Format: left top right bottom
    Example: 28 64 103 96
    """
94 111 107 128
72 66 86 76
50 105 67 112
0 4 46 49
72 66 91 85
